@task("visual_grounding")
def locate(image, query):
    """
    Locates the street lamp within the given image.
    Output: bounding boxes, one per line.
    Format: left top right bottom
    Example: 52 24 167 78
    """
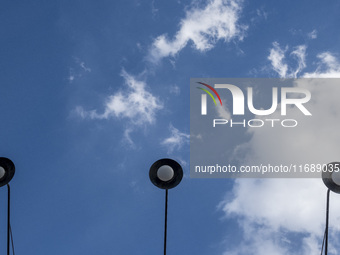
322 162 340 194
0 157 15 255
149 158 183 255
321 162 340 255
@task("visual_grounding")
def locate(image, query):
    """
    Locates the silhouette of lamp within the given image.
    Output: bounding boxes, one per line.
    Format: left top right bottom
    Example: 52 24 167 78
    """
321 162 340 255
0 157 15 255
149 158 183 255
322 162 340 194
0 157 15 187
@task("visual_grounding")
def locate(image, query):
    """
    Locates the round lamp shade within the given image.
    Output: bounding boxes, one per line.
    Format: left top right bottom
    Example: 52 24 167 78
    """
0 157 15 187
149 158 183 189
322 162 340 194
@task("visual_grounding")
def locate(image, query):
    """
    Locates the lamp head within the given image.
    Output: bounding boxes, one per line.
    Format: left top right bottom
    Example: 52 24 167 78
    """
149 158 183 190
322 162 340 194
0 157 15 187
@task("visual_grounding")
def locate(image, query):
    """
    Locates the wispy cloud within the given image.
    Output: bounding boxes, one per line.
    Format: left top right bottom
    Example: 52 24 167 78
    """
256 8 268 20
151 0 159 17
290 45 307 77
123 128 136 148
303 52 340 77
68 57 92 83
169 85 181 95
161 124 189 153
75 70 163 125
148 0 246 63
307 29 318 39
268 41 340 78
267 42 289 78
268 42 307 78
79 61 91 72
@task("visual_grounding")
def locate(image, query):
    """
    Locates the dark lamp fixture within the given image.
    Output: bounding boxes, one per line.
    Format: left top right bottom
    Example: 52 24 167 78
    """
322 162 340 194
321 162 340 255
0 157 15 187
149 158 183 190
149 158 183 255
0 156 15 255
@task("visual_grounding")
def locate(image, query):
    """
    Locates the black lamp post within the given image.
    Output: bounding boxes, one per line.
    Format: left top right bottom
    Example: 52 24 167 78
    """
321 162 340 255
0 157 15 255
149 158 183 255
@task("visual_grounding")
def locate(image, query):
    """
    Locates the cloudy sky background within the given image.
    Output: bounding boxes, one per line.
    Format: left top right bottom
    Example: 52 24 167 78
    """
1 0 340 254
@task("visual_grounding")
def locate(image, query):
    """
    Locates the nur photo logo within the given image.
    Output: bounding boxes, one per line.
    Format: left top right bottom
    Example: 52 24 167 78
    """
196 80 312 128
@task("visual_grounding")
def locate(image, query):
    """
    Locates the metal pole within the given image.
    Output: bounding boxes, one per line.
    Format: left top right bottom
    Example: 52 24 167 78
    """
164 189 168 255
7 184 11 255
325 189 330 255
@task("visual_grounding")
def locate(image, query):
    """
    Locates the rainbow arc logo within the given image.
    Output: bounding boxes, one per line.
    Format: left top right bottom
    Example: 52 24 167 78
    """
196 82 222 115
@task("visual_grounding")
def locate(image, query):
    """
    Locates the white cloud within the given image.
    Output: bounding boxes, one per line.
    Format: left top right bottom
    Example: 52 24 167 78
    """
79 61 91 72
161 124 189 153
291 45 307 77
307 29 318 39
256 8 268 20
169 85 181 95
148 0 246 63
220 51 340 254
75 70 163 125
123 128 136 148
268 41 340 78
68 74 75 82
151 0 159 17
267 42 289 78
68 58 91 83
303 52 340 78
223 179 327 234
222 219 295 255
221 178 340 255
267 42 307 78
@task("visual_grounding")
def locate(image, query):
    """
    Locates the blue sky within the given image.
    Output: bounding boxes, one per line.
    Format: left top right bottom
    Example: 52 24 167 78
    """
1 0 340 254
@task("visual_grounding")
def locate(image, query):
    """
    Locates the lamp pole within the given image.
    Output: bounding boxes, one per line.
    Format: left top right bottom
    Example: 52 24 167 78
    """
321 162 340 255
7 184 11 255
0 157 15 255
164 189 168 255
149 158 183 255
